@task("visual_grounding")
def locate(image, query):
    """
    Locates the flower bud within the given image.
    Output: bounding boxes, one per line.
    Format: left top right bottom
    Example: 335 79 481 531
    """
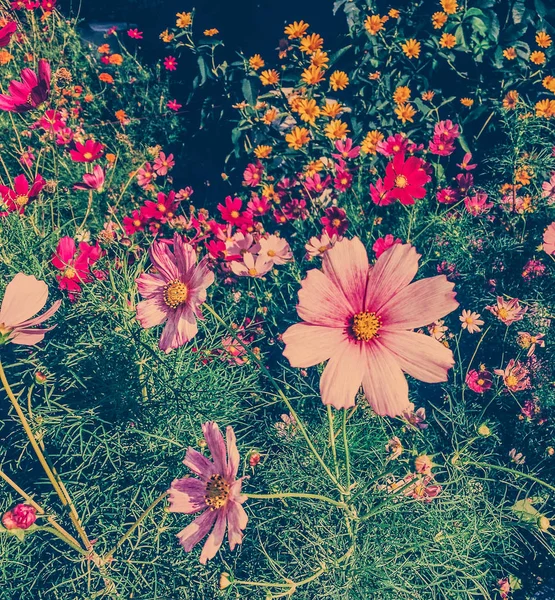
1 510 18 530
248 451 261 468
35 370 48 384
477 424 491 437
219 572 231 589
538 516 551 532
2 504 37 530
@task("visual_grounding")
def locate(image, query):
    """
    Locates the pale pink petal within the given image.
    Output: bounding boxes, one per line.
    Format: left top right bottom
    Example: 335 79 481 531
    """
361 343 410 417
148 240 179 281
322 237 369 314
365 244 420 313
379 330 455 383
199 511 226 564
227 500 248 550
159 305 198 352
136 297 168 329
176 509 217 553
0 273 48 326
17 299 61 328
225 426 240 480
297 269 351 327
136 272 166 298
319 340 365 409
202 422 227 475
282 322 348 368
168 478 207 514
380 275 458 329
173 234 197 276
8 329 50 345
183 448 215 479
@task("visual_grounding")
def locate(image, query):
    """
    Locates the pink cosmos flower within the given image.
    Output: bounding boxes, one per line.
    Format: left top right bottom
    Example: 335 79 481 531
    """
0 21 17 48
136 234 214 352
136 163 156 189
2 504 37 530
230 253 273 278
0 59 50 113
464 192 492 216
282 237 458 416
370 178 394 206
305 231 338 258
243 162 263 187
376 134 409 157
225 232 260 260
436 187 458 204
402 403 428 429
486 297 527 325
459 309 483 333
167 99 182 111
164 56 178 71
465 367 492 393
541 173 555 203
69 139 104 162
321 206 349 236
52 237 101 299
494 359 530 392
517 332 545 357
0 173 45 214
73 165 105 191
457 152 477 171
304 173 332 194
0 273 61 345
372 234 401 258
332 138 360 160
258 235 293 265
543 222 555 255
153 152 175 176
247 194 270 216
127 28 143 39
168 421 248 564
383 153 431 205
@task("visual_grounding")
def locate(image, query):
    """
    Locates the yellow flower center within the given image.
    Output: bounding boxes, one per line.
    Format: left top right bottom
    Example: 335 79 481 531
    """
394 175 408 188
230 210 240 219
157 203 166 213
133 219 141 227
14 194 29 207
351 311 381 342
318 246 328 253
506 375 518 387
163 280 189 308
477 378 485 385
64 267 77 279
248 268 258 276
204 473 230 510
267 249 276 257
83 152 93 160
497 308 509 319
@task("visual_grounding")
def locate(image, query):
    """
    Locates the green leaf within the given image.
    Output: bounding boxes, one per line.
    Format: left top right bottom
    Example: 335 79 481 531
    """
241 78 255 105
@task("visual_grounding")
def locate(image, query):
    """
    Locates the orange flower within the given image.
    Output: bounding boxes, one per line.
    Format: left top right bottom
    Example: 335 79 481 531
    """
431 12 447 28
176 12 192 28
115 109 128 124
106 153 117 163
297 98 320 124
535 98 555 118
98 43 111 54
530 51 546 65
364 15 385 35
441 0 458 14
304 160 324 176
249 54 265 70
460 97 474 106
84 93 94 102
361 130 384 155
368 71 381 80
260 69 279 85
204 28 219 37
299 33 323 54
394 103 416 123
324 119 349 140
502 90 519 110
311 50 329 69
515 167 533 185
536 31 552 48
99 73 114 84
254 145 272 159
439 33 456 49
543 76 555 93
285 126 310 149
301 65 325 86
160 29 174 43
329 70 349 91
284 20 309 39
389 8 400 18
503 47 517 60
321 100 343 118
393 86 411 104
262 107 278 124
109 53 123 65
401 39 421 59
0 50 13 65
421 90 435 101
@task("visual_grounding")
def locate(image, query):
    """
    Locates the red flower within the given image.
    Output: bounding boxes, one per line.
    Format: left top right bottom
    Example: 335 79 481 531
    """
73 165 105 191
141 190 179 222
218 196 247 225
167 99 182 111
0 59 50 113
333 168 353 193
127 28 143 39
123 209 145 235
372 234 402 258
321 206 349 236
383 153 430 205
41 0 56 9
0 21 17 48
69 140 104 162
0 173 45 214
2 504 37 530
243 162 263 187
52 237 101 298
370 178 394 206
164 56 178 71
436 187 458 204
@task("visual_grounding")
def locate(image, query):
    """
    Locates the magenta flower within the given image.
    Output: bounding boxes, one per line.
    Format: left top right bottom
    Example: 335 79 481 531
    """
372 234 401 258
69 140 104 163
168 421 248 564
0 59 50 113
0 173 45 214
136 234 214 353
167 99 182 111
282 237 458 416
2 504 37 530
0 21 17 48
164 56 178 71
0 273 61 345
466 368 493 393
73 165 105 191
153 152 175 176
127 28 143 39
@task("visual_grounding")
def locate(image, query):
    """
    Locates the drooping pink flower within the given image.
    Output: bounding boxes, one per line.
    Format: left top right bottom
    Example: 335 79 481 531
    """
73 165 105 191
136 234 214 353
168 421 248 564
0 173 45 214
465 367 492 393
332 138 360 160
282 237 458 415
402 403 428 429
517 332 545 357
486 297 527 325
494 359 530 391
372 234 402 258
543 222 555 255
0 273 60 345
457 152 477 171
52 237 101 299
0 59 50 113
2 504 37 530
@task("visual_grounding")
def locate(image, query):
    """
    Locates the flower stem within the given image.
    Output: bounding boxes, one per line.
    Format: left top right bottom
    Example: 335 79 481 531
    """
203 304 345 493
245 492 348 509
465 460 555 494
342 410 351 495
0 360 91 549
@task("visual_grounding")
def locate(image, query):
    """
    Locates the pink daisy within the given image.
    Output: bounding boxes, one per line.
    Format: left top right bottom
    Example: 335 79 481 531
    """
168 421 248 564
543 222 555 255
459 309 483 333
282 237 458 416
0 273 61 345
136 234 214 353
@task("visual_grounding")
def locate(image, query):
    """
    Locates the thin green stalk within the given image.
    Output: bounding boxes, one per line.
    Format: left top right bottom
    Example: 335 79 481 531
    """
342 410 351 495
466 460 555 494
245 492 347 509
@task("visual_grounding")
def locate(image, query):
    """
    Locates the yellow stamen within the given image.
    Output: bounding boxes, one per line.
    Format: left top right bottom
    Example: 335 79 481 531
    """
394 175 408 188
163 280 189 308
205 473 230 510
351 311 381 342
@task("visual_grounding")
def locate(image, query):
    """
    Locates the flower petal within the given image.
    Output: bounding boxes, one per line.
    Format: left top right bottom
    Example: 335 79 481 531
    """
322 237 368 314
168 477 207 514
282 322 348 368
361 342 410 417
148 239 179 281
379 330 455 383
176 509 217 553
0 273 48 326
225 426 240 480
319 340 365 409
227 500 248 551
202 421 227 475
297 269 351 327
365 243 420 313
199 510 227 564
158 305 198 352
380 275 458 329
183 447 215 479
136 297 168 329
